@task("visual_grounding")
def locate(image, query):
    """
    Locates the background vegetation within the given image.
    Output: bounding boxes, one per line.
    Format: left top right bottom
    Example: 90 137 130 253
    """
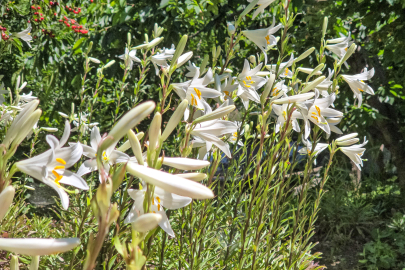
1 0 404 269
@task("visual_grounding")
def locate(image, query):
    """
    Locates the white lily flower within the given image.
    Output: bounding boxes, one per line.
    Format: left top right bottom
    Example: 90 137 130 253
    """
341 68 375 107
172 68 220 114
185 62 199 77
298 137 329 165
268 80 288 99
126 163 214 199
71 112 99 135
13 25 33 48
19 91 37 103
190 119 237 158
272 103 301 134
248 0 277 19
163 44 176 55
326 33 352 59
216 74 238 104
227 121 244 146
237 60 267 109
151 52 172 75
305 93 343 137
339 137 368 170
242 19 282 64
16 121 88 210
76 126 129 177
0 238 80 256
265 54 294 78
125 183 192 237
118 48 141 70
0 186 15 221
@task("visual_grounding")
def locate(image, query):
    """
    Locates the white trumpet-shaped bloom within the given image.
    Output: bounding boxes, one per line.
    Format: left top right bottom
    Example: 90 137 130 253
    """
14 25 33 48
272 103 301 134
341 68 375 107
76 126 129 177
237 60 267 108
16 121 88 210
126 163 214 200
339 137 368 170
242 19 282 64
125 183 192 237
326 33 352 60
266 54 294 78
191 119 238 158
118 48 141 70
299 137 329 165
0 238 80 256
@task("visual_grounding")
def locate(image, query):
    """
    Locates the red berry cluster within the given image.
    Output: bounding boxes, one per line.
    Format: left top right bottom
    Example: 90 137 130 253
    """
1 26 9 40
65 5 82 14
33 11 45 21
60 17 89 34
49 1 59 6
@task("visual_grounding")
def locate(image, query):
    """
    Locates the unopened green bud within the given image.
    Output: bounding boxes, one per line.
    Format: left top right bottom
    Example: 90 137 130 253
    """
127 33 131 46
338 43 356 67
294 47 315 63
322 16 328 39
200 54 209 73
103 60 115 69
260 74 276 105
301 76 325 93
147 37 164 49
171 35 188 66
249 55 256 64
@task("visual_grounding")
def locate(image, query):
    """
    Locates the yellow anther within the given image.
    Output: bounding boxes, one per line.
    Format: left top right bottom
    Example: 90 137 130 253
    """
246 76 252 81
158 204 161 211
311 115 319 122
156 196 161 204
357 88 364 92
243 81 251 88
282 111 287 121
307 149 311 154
54 166 65 170
233 132 237 137
315 105 321 117
345 47 348 51
265 35 270 45
191 94 198 106
284 68 289 76
56 158 66 165
152 211 156 214
194 88 202 99
360 80 364 83
52 170 63 186
152 199 155 205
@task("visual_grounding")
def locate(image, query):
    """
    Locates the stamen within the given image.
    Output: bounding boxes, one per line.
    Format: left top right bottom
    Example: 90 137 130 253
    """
265 35 270 45
246 76 252 81
344 47 348 51
56 158 66 165
315 105 321 117
194 88 202 99
282 111 287 121
156 196 161 204
307 149 311 154
54 166 65 170
311 115 319 122
158 204 161 211
284 68 289 76
357 88 364 92
243 81 251 88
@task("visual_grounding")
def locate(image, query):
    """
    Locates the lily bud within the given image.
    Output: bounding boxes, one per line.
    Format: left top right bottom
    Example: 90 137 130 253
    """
88 57 100 64
162 99 188 141
127 32 131 46
162 157 210 170
301 76 326 93
177 51 193 68
19 82 27 91
249 55 256 64
132 213 162 233
147 37 164 49
126 163 214 199
171 35 188 67
0 238 80 256
336 133 360 146
128 130 144 165
0 185 15 221
175 173 207 182
260 73 276 105
322 16 328 39
338 43 356 67
40 127 58 132
193 105 235 124
103 60 115 69
272 93 315 104
101 101 155 151
294 47 315 63
11 109 42 149
148 112 162 153
227 22 235 35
